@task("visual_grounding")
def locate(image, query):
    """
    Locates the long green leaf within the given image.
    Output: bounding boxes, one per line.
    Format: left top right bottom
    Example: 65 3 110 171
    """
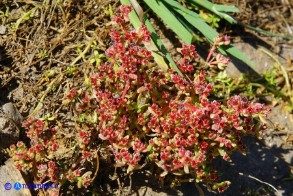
162 0 257 70
143 0 193 44
213 4 239 13
185 0 238 24
186 0 293 40
194 0 239 14
144 20 183 75
187 0 240 13
163 0 217 43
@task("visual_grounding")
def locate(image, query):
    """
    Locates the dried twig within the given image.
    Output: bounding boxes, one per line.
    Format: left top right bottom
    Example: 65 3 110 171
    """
195 183 205 196
238 172 281 196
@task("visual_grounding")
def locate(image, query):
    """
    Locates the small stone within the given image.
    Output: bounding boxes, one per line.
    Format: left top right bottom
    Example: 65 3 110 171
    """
2 103 23 125
0 25 7 34
0 103 22 149
0 117 19 149
0 158 32 196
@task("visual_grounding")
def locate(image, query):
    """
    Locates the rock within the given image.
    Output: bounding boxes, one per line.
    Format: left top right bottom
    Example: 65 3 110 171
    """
2 103 23 126
7 84 25 103
0 117 19 149
0 158 32 196
0 26 6 34
0 103 22 149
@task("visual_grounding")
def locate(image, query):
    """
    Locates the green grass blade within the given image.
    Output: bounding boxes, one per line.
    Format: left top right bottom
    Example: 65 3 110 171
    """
144 20 183 75
186 0 239 13
162 0 218 43
185 0 238 24
162 0 257 70
213 4 239 13
186 0 293 39
220 46 257 70
143 0 193 44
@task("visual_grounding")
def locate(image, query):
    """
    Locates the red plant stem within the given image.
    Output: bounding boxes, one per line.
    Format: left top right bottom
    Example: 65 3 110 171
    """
32 157 38 183
206 45 216 63
171 163 184 171
59 156 83 187
71 157 83 171
38 173 47 184
121 79 130 100
183 103 197 112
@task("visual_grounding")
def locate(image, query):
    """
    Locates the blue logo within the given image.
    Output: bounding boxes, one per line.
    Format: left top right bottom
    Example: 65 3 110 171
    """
14 182 22 190
4 182 12 190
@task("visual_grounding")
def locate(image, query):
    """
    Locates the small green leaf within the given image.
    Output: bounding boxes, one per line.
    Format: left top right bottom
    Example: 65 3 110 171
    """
218 148 226 156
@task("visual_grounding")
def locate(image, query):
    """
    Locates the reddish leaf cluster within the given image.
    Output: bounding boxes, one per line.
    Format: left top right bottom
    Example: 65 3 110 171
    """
78 5 269 192
9 117 59 183
9 5 270 193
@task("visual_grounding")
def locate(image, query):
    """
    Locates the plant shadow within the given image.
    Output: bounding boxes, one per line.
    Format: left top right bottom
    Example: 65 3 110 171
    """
179 136 293 196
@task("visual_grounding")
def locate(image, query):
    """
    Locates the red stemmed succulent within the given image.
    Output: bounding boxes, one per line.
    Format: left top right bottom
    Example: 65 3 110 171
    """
9 5 270 193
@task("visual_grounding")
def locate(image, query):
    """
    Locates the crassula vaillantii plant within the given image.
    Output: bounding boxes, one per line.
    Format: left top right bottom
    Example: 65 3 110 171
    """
8 5 270 193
